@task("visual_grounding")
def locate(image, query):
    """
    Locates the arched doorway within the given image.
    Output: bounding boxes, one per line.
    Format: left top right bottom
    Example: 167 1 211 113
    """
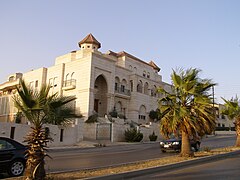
94 75 108 116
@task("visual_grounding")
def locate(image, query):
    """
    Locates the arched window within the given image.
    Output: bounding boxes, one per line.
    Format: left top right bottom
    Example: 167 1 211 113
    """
129 65 132 70
115 101 122 114
134 67 137 73
144 82 149 95
65 73 69 81
115 76 120 91
151 85 157 97
71 72 75 79
143 70 146 77
139 105 146 120
147 72 150 78
137 80 143 93
121 79 127 93
130 80 133 92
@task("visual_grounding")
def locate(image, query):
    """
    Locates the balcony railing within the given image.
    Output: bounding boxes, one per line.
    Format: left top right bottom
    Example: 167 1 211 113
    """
62 79 76 90
115 87 131 96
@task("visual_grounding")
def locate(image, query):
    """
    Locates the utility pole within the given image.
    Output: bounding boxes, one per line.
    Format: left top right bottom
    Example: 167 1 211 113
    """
212 86 216 135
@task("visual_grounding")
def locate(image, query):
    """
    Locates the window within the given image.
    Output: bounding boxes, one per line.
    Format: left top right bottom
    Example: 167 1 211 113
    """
139 105 146 120
137 81 143 93
49 78 53 88
65 73 69 81
29 81 34 89
0 140 14 150
115 83 118 91
144 82 149 95
53 77 57 87
147 72 150 78
121 85 125 92
130 80 133 92
35 80 38 88
143 71 146 77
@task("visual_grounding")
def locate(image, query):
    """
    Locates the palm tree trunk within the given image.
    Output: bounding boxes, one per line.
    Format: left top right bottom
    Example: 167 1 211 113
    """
181 130 193 157
24 126 47 180
235 119 240 147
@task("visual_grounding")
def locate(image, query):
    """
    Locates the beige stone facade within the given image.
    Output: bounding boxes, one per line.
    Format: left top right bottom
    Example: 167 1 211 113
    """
0 34 170 124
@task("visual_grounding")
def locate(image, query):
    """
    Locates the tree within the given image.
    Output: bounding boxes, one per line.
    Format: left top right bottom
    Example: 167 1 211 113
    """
222 97 240 146
158 68 216 157
13 79 81 180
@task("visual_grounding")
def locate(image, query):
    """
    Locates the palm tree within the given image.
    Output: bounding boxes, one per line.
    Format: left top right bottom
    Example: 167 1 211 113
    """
158 68 216 157
13 79 81 180
221 97 240 146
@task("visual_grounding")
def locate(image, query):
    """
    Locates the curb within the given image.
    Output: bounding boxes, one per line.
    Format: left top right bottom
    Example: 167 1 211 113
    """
85 150 240 180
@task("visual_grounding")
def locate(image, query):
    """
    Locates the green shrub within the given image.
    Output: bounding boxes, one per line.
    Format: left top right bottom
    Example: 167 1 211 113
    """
149 131 158 141
86 113 98 123
15 112 22 123
124 128 143 142
109 108 118 118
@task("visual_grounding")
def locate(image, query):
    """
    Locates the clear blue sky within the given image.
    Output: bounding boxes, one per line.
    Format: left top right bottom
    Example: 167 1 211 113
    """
1 0 240 103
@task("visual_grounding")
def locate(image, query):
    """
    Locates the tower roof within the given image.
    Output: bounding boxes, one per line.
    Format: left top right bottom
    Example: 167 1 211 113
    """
78 33 101 48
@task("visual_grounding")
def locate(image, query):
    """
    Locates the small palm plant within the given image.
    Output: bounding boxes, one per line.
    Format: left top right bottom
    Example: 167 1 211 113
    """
222 97 240 146
158 68 216 157
13 79 81 180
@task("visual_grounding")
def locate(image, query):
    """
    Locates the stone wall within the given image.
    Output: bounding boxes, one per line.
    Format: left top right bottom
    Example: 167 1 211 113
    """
0 121 83 147
83 123 97 140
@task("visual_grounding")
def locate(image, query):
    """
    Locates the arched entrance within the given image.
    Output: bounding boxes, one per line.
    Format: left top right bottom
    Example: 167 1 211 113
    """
94 75 108 117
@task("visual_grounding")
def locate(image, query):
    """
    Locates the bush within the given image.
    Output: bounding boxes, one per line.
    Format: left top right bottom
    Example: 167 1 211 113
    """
125 128 143 142
109 108 118 118
149 109 161 121
149 131 158 141
15 112 22 123
85 113 98 123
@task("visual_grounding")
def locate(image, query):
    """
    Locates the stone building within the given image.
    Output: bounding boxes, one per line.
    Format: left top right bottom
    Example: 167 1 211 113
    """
0 33 170 124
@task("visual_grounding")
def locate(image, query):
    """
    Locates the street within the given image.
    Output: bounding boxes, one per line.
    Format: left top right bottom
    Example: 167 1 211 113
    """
46 134 235 173
136 153 240 180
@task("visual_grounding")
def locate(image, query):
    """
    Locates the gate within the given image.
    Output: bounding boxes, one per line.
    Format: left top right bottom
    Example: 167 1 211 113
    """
96 123 112 140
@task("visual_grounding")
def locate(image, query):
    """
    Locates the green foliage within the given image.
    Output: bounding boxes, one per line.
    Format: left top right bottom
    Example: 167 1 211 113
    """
109 107 118 118
13 79 81 180
158 68 216 156
86 113 98 123
15 112 22 123
149 131 158 141
149 109 161 121
124 128 143 142
117 114 126 119
158 68 216 138
221 97 240 120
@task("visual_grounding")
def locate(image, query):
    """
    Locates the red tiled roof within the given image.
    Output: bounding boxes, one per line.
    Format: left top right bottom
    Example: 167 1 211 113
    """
78 33 101 48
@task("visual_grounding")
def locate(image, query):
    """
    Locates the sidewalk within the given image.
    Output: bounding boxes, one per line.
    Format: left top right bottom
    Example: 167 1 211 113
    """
48 140 158 150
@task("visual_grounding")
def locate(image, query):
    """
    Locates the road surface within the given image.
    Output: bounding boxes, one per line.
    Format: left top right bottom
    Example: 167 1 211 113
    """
46 134 235 173
136 153 240 180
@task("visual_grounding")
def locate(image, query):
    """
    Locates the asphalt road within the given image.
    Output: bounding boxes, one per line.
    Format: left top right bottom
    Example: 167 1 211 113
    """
136 153 240 180
46 134 235 173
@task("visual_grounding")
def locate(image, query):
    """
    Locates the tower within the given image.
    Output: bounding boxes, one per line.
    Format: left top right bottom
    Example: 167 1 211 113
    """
78 33 101 50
